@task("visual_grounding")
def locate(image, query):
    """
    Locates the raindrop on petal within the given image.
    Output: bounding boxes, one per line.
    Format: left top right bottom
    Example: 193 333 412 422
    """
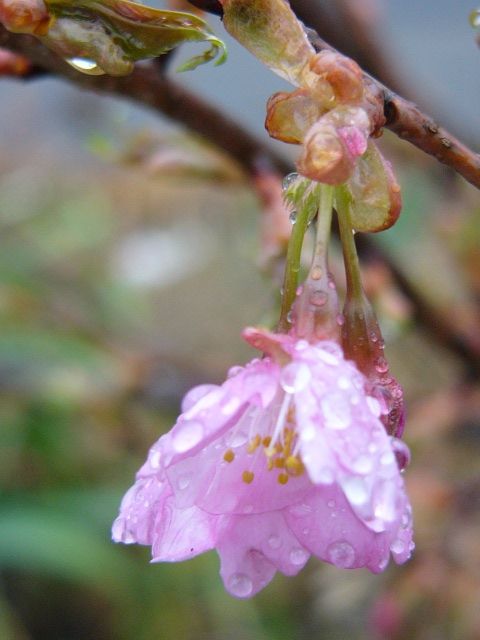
327 541 355 568
290 548 309 565
268 535 281 549
281 362 312 393
172 421 204 453
228 573 253 598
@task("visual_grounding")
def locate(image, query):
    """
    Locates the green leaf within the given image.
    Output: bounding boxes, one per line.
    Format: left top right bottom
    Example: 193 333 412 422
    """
41 0 227 75
345 141 402 233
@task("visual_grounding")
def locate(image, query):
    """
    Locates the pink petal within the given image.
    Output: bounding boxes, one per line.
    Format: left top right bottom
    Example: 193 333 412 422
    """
112 475 170 545
151 498 220 562
216 511 309 598
284 486 392 572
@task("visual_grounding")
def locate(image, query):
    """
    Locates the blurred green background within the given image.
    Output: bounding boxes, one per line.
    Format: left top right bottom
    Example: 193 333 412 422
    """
1 1 480 639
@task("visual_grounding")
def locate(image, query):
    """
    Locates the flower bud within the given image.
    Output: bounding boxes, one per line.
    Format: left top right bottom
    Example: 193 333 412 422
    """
297 107 370 185
0 0 50 35
305 50 364 104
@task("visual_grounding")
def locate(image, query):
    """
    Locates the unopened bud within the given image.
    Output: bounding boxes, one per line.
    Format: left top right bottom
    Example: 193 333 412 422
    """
297 106 370 185
307 50 364 104
0 0 50 35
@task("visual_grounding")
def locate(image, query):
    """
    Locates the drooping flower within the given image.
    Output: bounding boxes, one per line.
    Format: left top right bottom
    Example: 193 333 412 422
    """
112 327 413 598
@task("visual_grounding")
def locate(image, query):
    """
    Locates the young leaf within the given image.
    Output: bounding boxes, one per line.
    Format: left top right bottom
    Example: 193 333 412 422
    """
345 141 402 233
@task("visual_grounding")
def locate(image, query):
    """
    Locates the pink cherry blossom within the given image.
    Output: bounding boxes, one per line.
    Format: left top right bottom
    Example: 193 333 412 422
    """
112 328 413 598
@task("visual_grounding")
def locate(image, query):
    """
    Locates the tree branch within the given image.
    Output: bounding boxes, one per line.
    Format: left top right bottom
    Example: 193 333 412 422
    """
0 28 290 176
187 0 480 190
1 25 480 373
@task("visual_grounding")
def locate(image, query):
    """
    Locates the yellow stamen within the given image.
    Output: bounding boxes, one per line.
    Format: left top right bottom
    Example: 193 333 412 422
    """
242 470 255 484
278 473 289 485
247 434 261 454
223 449 235 463
285 455 304 476
274 457 285 469
262 436 272 447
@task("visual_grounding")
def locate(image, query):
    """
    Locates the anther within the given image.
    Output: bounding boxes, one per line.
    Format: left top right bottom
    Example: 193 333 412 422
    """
223 449 235 463
242 470 255 484
278 473 289 485
247 434 261 453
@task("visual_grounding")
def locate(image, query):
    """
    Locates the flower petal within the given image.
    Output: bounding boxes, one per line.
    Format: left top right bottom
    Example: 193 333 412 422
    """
217 511 309 598
285 486 392 572
151 498 220 562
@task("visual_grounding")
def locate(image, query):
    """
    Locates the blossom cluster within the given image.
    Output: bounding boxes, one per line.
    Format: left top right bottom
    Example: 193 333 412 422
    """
113 328 413 598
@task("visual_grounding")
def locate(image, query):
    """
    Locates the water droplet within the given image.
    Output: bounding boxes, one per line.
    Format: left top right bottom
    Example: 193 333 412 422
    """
336 313 345 326
288 503 312 517
311 266 322 280
322 394 351 430
375 358 389 374
150 450 161 469
289 210 297 224
327 499 336 508
228 573 253 598
352 455 373 474
391 438 411 470
296 285 304 296
317 349 339 366
177 475 191 491
290 548 309 565
295 340 309 351
221 397 241 415
172 420 204 453
227 365 244 378
327 541 355 568
230 431 248 448
380 451 395 466
268 535 281 549
281 362 312 393
66 57 106 75
342 477 369 505
300 424 316 441
282 172 299 191
310 290 327 306
367 396 382 417
390 539 405 555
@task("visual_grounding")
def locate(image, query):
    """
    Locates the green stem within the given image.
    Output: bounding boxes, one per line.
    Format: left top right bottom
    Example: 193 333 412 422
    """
278 184 333 333
335 185 364 302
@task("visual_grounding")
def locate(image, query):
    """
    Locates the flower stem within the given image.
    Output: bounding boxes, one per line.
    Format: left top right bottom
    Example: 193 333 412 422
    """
335 185 363 302
311 184 334 274
278 184 333 333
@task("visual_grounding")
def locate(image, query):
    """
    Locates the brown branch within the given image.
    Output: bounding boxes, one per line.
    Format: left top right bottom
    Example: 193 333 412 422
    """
0 28 290 176
311 32 480 190
1 26 480 374
188 0 480 190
